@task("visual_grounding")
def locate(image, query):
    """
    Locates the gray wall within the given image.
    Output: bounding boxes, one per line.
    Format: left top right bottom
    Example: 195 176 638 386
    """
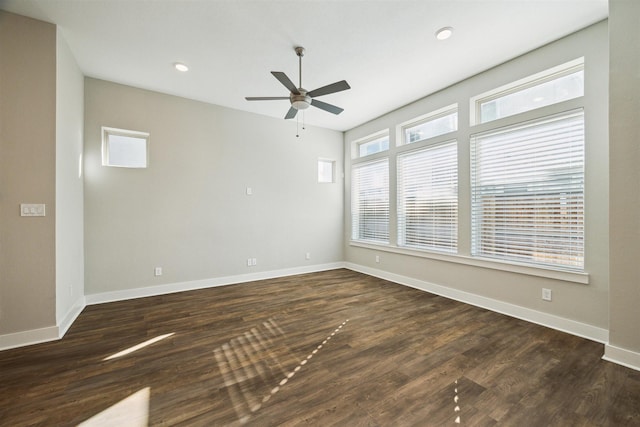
0 11 57 335
83 79 344 295
344 22 609 334
608 0 640 355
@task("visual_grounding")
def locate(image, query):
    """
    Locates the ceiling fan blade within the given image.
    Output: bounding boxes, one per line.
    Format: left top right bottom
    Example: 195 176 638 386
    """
272 72 300 94
245 96 289 101
311 99 344 115
308 80 351 98
284 106 298 119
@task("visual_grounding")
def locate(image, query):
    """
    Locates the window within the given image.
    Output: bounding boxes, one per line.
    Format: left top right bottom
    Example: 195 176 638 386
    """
471 109 585 269
401 105 458 145
102 127 149 168
355 132 389 158
472 58 584 124
351 159 389 243
398 141 458 252
318 159 335 183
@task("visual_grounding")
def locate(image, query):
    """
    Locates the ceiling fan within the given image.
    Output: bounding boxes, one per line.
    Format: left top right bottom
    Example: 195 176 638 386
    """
245 46 351 120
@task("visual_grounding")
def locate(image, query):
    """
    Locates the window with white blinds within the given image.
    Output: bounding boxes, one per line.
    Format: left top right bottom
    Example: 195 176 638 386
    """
398 141 458 252
470 109 585 269
351 159 389 243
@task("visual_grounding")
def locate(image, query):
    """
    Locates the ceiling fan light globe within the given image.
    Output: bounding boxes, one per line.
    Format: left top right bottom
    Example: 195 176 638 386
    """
290 92 311 110
292 100 310 110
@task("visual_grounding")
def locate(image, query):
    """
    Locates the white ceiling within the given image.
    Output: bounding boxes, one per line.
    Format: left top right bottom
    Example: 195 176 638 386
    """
1 0 607 132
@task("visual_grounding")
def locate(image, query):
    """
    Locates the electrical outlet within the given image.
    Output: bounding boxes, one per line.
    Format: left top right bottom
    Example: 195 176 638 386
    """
247 258 252 267
305 252 311 260
542 288 552 301
375 255 380 263
252 258 257 266
154 267 163 276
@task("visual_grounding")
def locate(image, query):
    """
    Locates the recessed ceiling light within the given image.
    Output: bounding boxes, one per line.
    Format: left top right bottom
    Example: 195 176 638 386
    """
435 27 454 41
174 62 189 72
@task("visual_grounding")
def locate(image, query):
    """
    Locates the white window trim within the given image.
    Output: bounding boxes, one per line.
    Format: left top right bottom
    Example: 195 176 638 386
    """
470 57 584 126
351 129 390 159
470 109 585 271
397 103 458 146
351 158 390 244
397 139 458 253
350 241 589 284
317 158 336 183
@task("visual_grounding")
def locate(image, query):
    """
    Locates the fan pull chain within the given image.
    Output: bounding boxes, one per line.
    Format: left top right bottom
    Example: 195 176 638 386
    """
296 111 306 138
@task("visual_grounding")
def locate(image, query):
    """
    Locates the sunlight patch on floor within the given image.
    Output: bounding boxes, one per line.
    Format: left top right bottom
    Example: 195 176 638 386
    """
454 379 461 424
78 387 150 427
103 333 175 361
214 318 349 425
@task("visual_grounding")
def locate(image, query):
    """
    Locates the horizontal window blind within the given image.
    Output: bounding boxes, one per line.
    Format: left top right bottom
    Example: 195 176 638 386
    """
351 159 389 243
398 141 458 252
471 109 584 269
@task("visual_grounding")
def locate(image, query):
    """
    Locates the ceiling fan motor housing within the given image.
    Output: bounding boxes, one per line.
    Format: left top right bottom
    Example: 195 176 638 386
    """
290 90 311 110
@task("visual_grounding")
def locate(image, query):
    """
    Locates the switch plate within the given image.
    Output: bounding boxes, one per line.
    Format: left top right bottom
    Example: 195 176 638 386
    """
20 204 46 217
154 267 163 276
305 252 311 260
542 288 552 301
375 255 380 263
246 187 253 195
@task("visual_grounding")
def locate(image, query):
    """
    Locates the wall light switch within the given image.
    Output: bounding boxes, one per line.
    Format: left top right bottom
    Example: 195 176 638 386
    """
246 187 253 195
20 204 46 217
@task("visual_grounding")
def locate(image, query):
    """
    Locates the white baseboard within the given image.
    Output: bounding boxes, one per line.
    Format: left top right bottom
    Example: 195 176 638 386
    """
0 296 87 351
0 325 60 351
603 344 640 372
58 296 87 336
345 262 609 344
3 262 629 370
1 263 345 351
86 262 345 305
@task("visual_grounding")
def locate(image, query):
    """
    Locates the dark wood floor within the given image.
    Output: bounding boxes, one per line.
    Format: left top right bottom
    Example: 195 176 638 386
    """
1 269 639 426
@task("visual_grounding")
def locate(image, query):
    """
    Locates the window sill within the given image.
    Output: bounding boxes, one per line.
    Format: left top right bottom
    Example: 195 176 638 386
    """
349 241 589 284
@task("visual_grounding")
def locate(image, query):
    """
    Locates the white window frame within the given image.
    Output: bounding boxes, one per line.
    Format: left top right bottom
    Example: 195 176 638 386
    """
397 139 458 253
351 158 390 244
318 158 336 183
102 126 150 168
470 57 584 126
399 104 458 146
352 129 390 159
470 109 585 271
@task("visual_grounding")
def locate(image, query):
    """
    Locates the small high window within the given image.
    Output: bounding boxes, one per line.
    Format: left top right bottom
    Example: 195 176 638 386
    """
102 127 149 168
318 159 335 183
